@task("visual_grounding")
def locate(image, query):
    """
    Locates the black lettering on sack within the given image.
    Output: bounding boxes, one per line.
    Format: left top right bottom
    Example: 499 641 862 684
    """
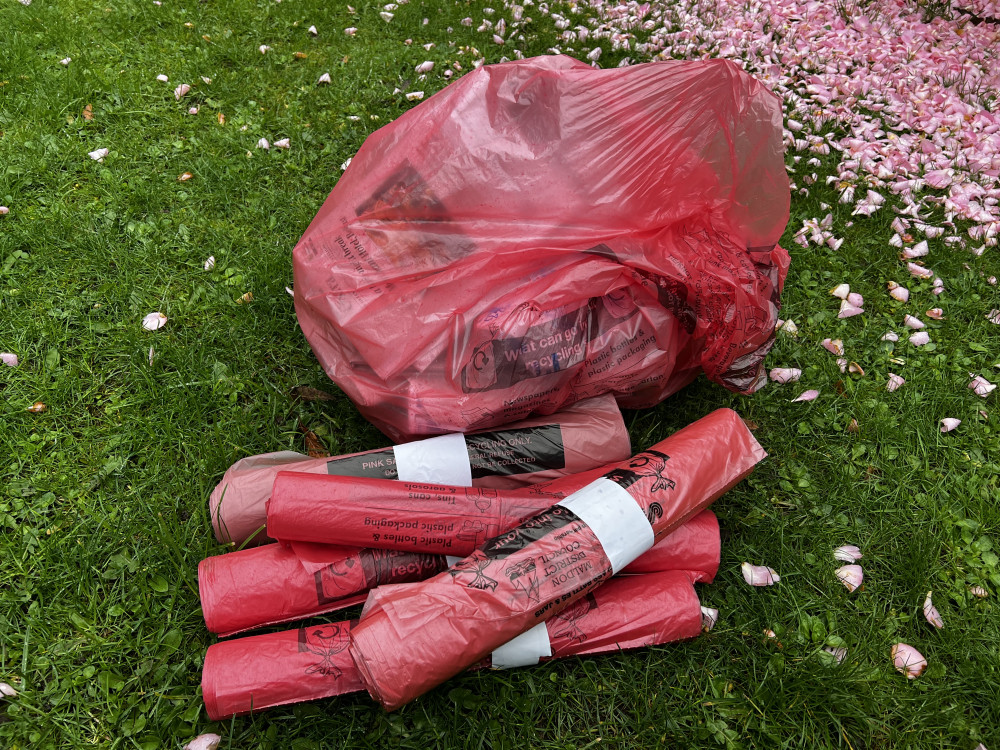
325 448 398 479
313 549 445 605
465 424 566 477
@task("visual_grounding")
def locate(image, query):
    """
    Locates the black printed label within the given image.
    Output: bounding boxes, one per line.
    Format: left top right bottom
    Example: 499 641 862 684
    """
325 448 398 479
465 424 566 478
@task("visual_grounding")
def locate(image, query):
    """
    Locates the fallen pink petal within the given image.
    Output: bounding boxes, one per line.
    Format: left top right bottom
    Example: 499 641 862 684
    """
903 314 925 330
838 300 864 318
0 206 8 215
909 331 930 346
142 312 168 331
822 338 844 355
769 367 801 384
908 263 933 280
742 562 780 586
792 389 820 403
156 73 168 82
317 72 332 84
1 353 18 367
174 83 191 100
273 138 290 149
925 308 944 320
846 292 864 308
834 545 863 563
882 331 899 342
184 735 222 750
88 148 109 162
835 565 863 593
415 61 434 73
0 682 17 698
891 643 927 680
969 375 996 398
940 418 961 433
823 647 848 665
308 25 318 36
923 592 944 629
700 606 719 632
887 373 905 392
987 310 1000 325
888 281 910 303
902 240 929 259
830 283 850 299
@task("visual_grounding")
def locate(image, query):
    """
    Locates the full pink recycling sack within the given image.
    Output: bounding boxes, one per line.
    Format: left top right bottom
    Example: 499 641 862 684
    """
293 55 789 441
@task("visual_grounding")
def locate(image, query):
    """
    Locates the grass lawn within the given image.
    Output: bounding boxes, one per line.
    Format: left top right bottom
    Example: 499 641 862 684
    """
1 0 999 747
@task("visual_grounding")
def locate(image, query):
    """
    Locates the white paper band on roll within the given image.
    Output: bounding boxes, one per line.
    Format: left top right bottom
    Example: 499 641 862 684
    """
393 433 473 486
557 477 654 574
491 622 552 669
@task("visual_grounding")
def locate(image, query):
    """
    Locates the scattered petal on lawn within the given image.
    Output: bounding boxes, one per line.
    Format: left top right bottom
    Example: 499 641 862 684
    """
285 286 294 296
923 592 944 629
925 308 944 320
27 402 46 413
847 418 860 433
822 338 844 355
344 27 357 36
148 346 155 366
741 562 780 586
380 11 394 21
902 240 929 259
1 353 18 367
184 735 222 750
177 172 193 181
908 263 933 280
846 292 864 308
835 565 863 593
60 57 72 66
142 312 168 331
769 367 801 384
88 148 109 162
823 647 848 665
836 357 848 373
838 300 864 318
940 418 961 433
887 373 905 392
201 76 212 84
792 389 820 402
891 643 927 680
308 25 318 36
0 683 17 698
888 281 909 303
273 138 290 149
340 157 352 171
406 91 425 101
932 278 945 295
0 206 8 215
987 310 1000 325
204 256 215 271
763 628 778 639
903 314 925 330
188 106 199 115
700 606 718 631
909 331 930 346
317 72 331 84
156 74 169 82
257 138 269 150
830 283 850 299
259 45 271 54
969 375 996 398
882 331 899 342
415 61 434 73
778 319 798 336
970 585 989 598
174 83 191 100
834 545 863 563
848 362 865 376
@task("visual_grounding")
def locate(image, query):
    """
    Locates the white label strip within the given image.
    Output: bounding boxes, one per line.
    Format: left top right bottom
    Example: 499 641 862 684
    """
393 432 473 486
557 477 654 574
491 622 552 669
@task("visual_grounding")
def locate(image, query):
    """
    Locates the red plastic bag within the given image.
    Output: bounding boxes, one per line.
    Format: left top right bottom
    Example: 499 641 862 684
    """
293 56 789 441
202 569 702 720
210 394 629 545
348 408 764 709
198 510 718 637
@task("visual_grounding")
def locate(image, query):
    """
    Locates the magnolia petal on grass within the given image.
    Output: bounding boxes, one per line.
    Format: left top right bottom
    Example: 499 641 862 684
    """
156 73 169 82
778 319 798 336
769 367 801 384
908 263 933 280
932 278 945 295
741 562 780 586
903 314 924 330
847 292 864 308
838 300 864 318
940 418 961 433
969 376 996 398
0 206 8 215
317 72 332 84
888 282 910 303
174 83 191 100
822 338 844 355
970 585 989 598
901 240 929 259
60 57 72 66
925 308 944 320
909 331 930 346
882 331 899 342
0 682 17 697
830 283 850 299
835 565 863 593
700 606 718 632
259 45 272 53
273 138 290 149
987 310 1000 325
88 148 109 162
405 91 425 101
204 256 215 271
142 312 167 331
27 402 46 413
256 138 270 150
415 60 434 73
308 25 318 35
177 172 193 182
1 353 18 367
887 373 905 392
923 592 944 629
823 646 848 665
891 643 927 679
834 545 863 562
184 735 222 750
792 389 820 402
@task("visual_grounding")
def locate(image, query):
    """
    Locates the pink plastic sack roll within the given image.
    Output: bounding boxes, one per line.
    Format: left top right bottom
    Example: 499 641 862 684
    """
210 394 629 545
293 55 789 440
202 570 702 720
349 409 764 709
